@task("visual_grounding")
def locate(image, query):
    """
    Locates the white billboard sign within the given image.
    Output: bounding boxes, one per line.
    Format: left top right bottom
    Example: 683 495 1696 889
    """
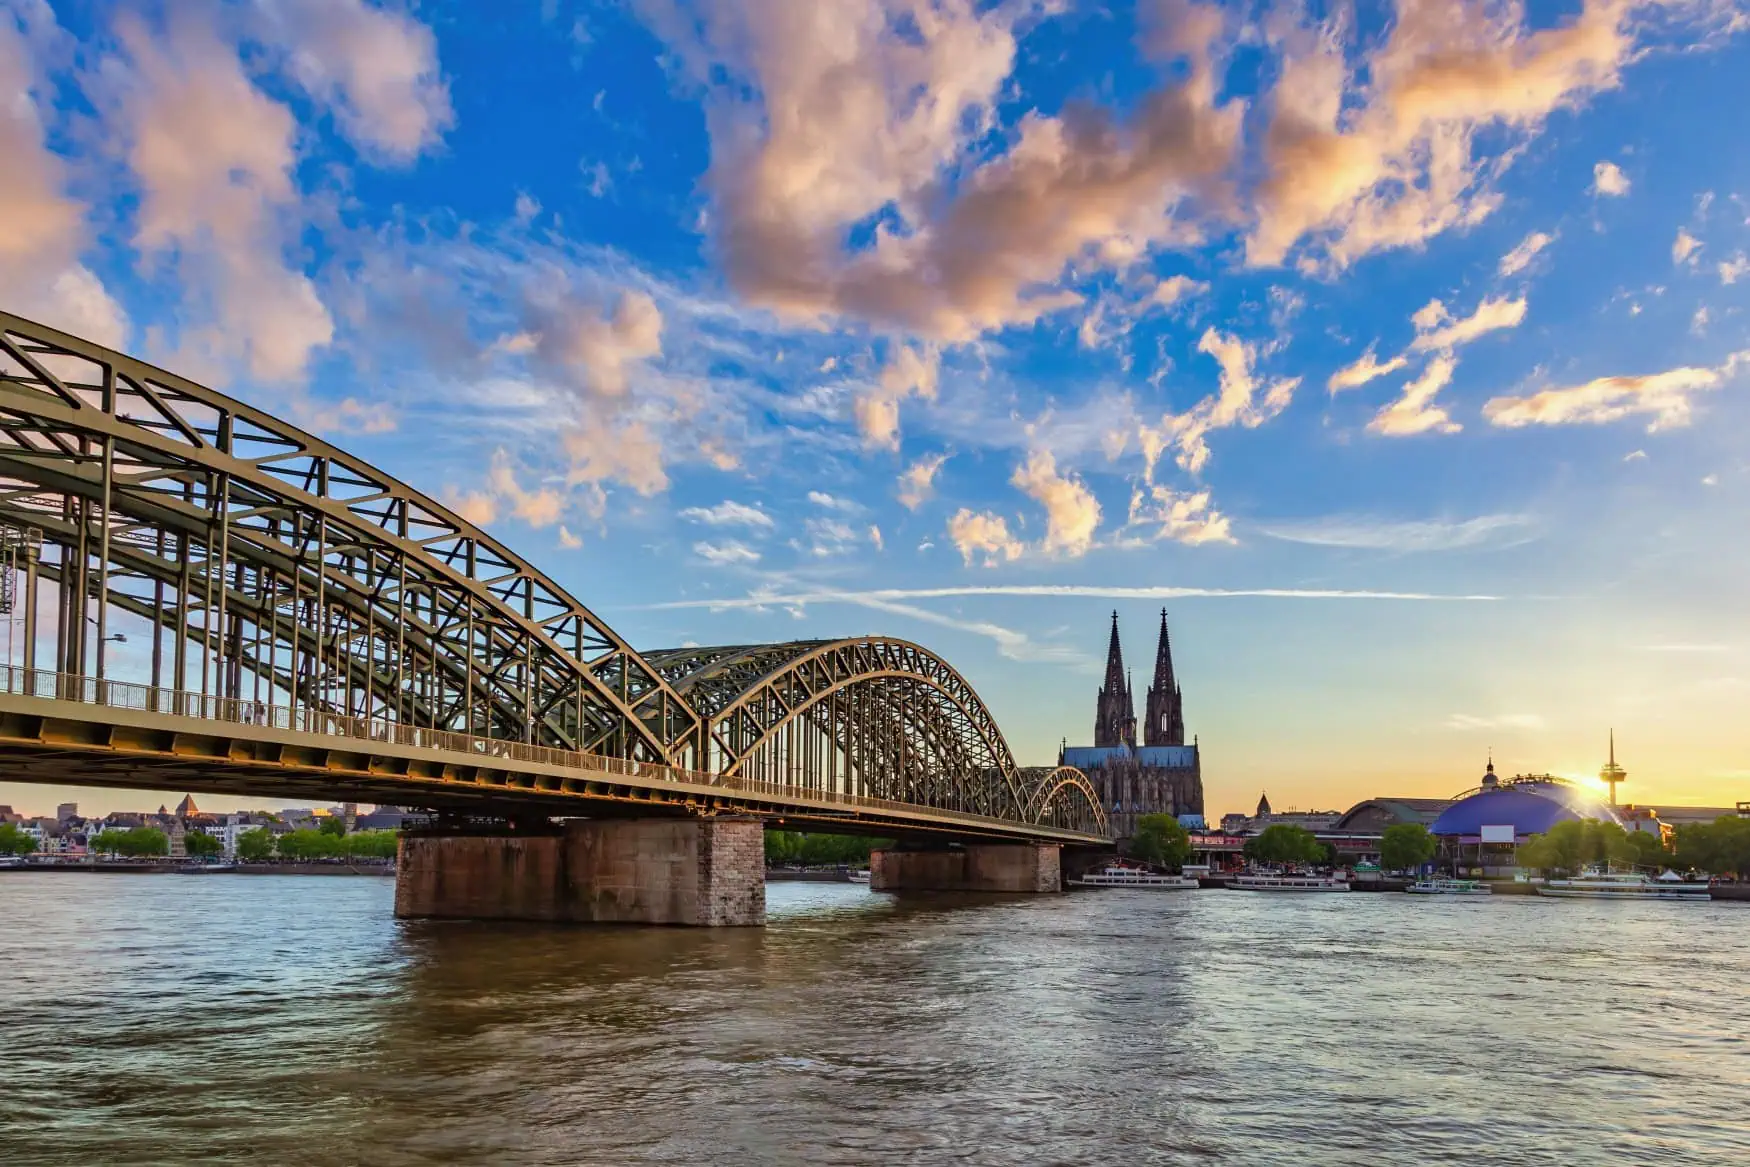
1479 824 1517 845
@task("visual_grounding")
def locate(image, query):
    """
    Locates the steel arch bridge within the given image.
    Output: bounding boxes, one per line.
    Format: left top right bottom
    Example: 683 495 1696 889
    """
0 310 1108 843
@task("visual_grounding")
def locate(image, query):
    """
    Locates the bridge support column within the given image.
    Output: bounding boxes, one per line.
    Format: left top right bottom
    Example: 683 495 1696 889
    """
395 817 766 926
869 843 1061 893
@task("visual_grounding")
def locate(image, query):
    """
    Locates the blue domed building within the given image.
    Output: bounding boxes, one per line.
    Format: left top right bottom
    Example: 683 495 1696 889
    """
1431 761 1622 875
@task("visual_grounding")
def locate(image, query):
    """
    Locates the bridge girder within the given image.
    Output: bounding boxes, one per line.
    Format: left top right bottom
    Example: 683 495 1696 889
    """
0 311 699 764
0 310 1110 841
645 639 1108 834
1018 766 1110 837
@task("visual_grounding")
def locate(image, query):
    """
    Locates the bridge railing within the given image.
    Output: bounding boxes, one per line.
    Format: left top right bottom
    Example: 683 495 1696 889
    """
0 665 1094 837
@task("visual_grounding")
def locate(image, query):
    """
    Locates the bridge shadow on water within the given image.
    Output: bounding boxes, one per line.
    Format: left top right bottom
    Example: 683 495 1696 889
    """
343 883 1210 1163
381 884 1067 1039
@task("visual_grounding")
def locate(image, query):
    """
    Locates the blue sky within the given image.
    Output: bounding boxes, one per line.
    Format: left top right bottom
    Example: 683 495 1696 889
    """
3 0 1750 819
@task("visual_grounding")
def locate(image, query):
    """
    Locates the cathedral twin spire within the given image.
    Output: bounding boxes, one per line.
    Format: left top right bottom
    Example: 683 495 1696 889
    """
1094 610 1185 748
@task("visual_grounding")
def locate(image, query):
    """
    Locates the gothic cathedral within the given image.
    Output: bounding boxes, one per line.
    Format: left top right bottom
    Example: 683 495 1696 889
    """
1063 610 1204 841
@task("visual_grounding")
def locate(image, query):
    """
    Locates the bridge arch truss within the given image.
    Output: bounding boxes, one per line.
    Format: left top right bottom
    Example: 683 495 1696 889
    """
0 310 1107 841
0 311 700 765
645 639 1108 835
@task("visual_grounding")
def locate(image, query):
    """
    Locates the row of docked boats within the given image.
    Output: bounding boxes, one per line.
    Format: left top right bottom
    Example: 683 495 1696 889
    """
1534 870 1711 900
1066 865 1718 899
1405 870 1713 900
1069 865 1352 892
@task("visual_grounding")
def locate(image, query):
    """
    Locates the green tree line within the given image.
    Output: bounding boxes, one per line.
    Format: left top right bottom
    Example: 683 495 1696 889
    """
80 826 398 861
1128 813 1193 869
764 832 888 866
1243 823 1329 866
1670 816 1750 876
1379 822 1437 872
0 823 38 855
242 828 398 861
91 827 171 857
1517 819 1675 876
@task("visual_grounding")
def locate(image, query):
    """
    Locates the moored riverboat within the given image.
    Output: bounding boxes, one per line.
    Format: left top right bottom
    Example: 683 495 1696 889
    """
848 869 871 884
1230 873 1350 893
1406 877 1492 895
1069 865 1200 890
1536 871 1710 901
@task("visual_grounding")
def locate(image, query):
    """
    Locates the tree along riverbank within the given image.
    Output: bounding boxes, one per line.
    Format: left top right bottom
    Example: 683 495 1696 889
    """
0 861 394 876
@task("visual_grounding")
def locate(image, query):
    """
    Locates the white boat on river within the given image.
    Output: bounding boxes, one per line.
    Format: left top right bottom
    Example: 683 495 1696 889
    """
1070 865 1199 890
1407 877 1492 895
1536 871 1710 901
1230 873 1350 893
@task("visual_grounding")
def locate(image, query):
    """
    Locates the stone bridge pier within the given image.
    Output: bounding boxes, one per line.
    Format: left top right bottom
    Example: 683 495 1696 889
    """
869 842 1062 893
395 817 766 926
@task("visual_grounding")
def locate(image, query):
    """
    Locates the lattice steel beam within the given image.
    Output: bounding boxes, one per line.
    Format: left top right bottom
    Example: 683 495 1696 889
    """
0 310 700 764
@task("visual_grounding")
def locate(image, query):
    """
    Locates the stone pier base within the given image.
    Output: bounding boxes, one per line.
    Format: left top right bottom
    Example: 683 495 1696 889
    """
869 843 1061 893
395 817 766 926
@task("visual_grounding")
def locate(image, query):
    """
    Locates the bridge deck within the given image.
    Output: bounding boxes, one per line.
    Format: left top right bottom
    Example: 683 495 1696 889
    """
0 669 1108 846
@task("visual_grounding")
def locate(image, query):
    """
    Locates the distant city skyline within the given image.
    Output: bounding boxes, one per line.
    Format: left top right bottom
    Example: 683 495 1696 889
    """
2 2 1746 817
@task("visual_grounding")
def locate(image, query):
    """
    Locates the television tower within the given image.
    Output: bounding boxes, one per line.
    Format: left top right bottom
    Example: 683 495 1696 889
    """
1599 730 1627 806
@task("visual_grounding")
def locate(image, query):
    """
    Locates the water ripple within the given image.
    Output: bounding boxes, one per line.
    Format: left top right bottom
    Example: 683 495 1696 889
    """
1 876 1746 1165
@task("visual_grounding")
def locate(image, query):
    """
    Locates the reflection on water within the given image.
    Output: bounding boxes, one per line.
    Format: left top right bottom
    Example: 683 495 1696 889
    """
1 875 1746 1165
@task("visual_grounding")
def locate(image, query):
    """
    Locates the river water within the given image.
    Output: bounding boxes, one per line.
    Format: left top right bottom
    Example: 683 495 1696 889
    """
0 875 1744 1166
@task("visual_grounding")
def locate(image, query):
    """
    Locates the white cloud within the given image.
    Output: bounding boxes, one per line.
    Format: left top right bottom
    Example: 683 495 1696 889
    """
1010 449 1101 557
562 411 670 511
1249 0 1636 270
1409 296 1527 353
1258 512 1537 552
0 17 128 348
693 539 760 566
496 288 690 506
252 0 453 163
583 160 612 198
1673 227 1701 266
1126 484 1234 545
1591 160 1630 197
114 12 333 381
296 395 396 435
1328 347 1408 394
1484 352 1750 432
800 516 860 557
1718 252 1749 285
1623 449 1647 462
1498 231 1554 277
652 584 1504 610
651 0 1239 341
807 490 860 512
804 591 1083 664
443 486 496 527
1691 305 1710 336
523 290 663 398
946 508 1023 567
1077 301 1117 351
855 344 938 451
558 525 583 549
896 452 949 510
1149 327 1300 475
472 449 565 528
1150 274 1210 309
1447 712 1546 731
1369 354 1461 436
679 500 774 529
